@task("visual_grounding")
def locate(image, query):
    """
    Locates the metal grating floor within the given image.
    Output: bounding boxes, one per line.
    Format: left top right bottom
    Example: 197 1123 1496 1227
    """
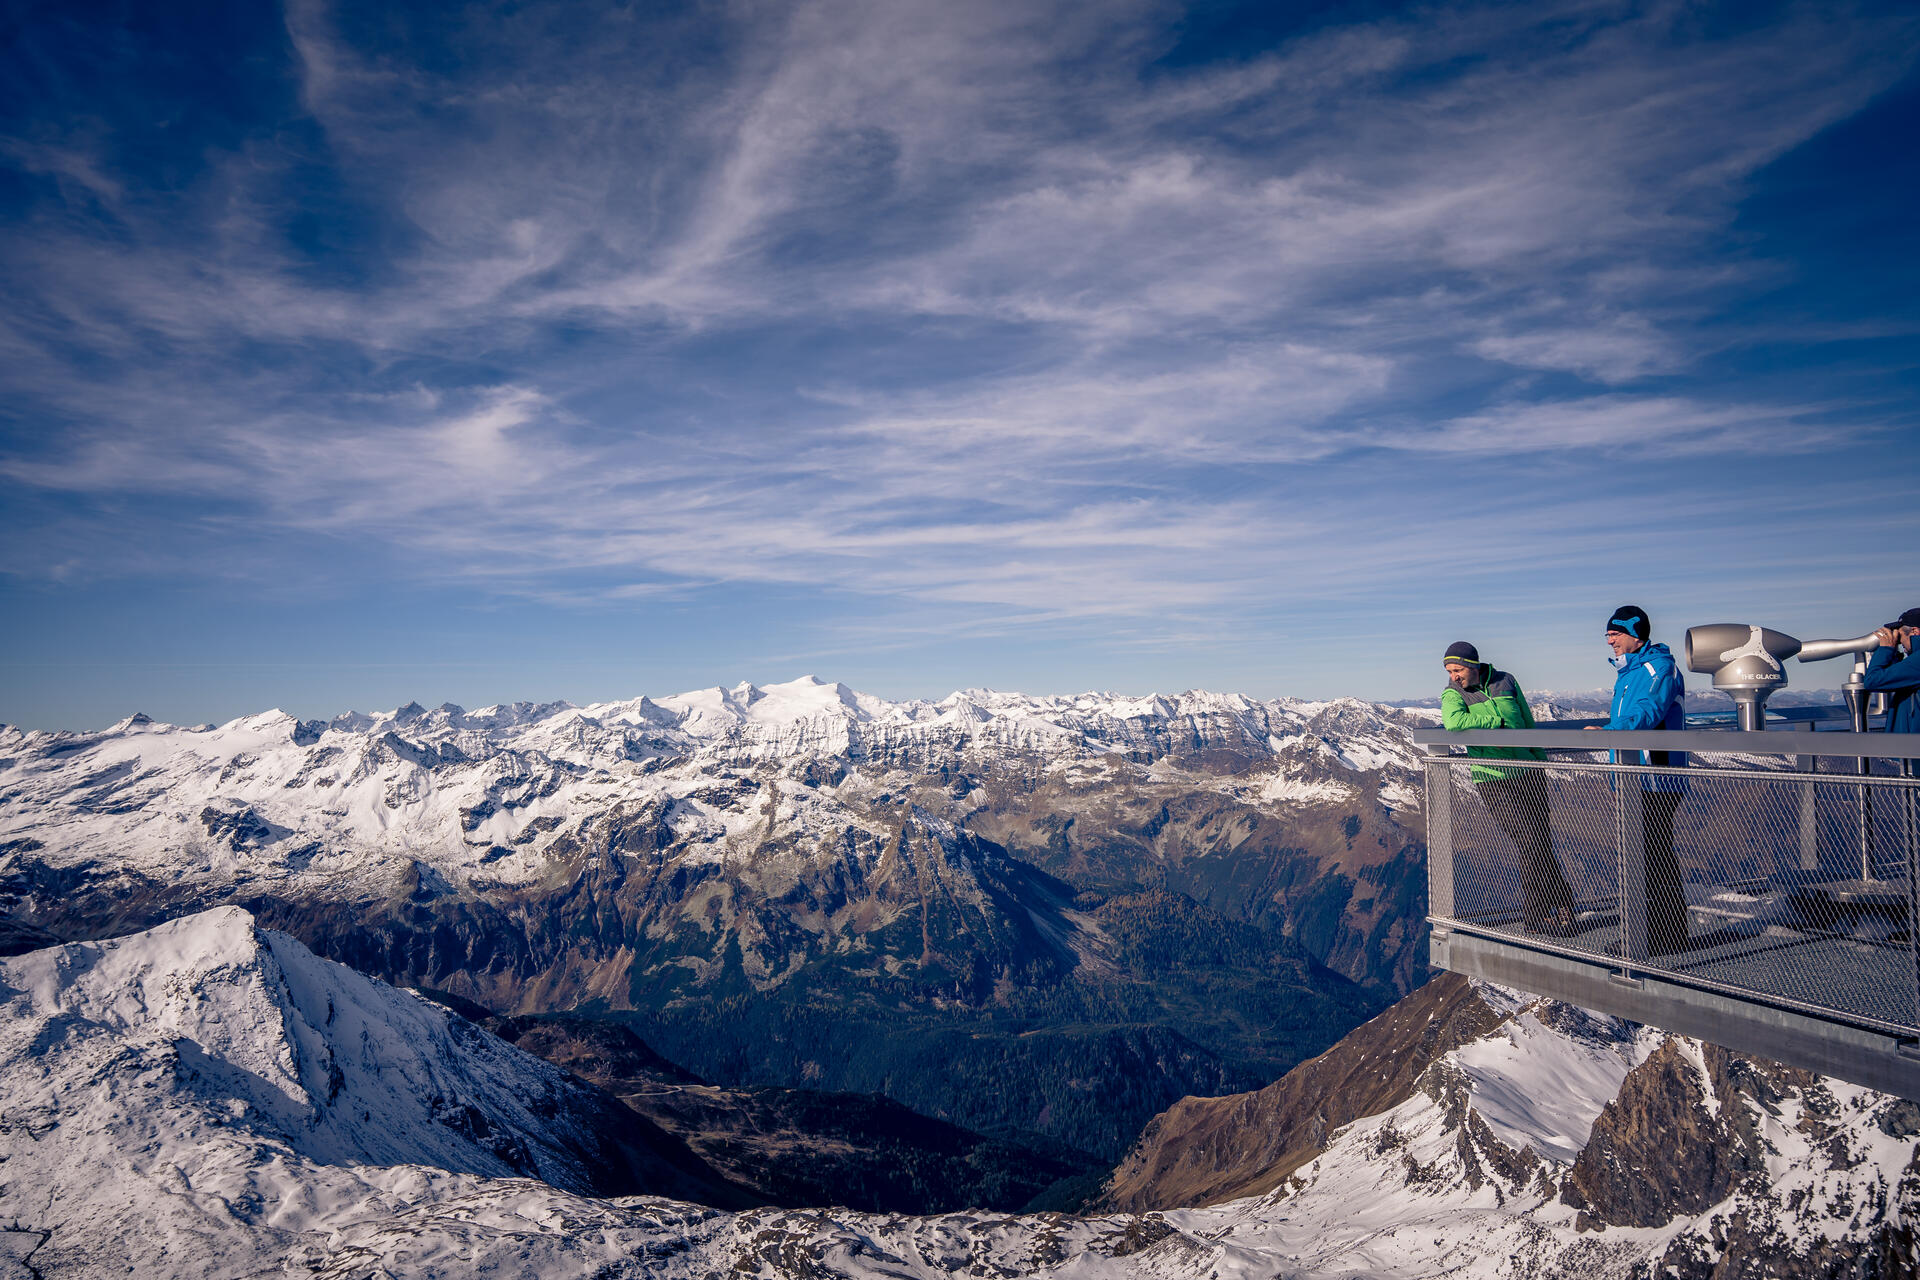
1462 905 1917 1036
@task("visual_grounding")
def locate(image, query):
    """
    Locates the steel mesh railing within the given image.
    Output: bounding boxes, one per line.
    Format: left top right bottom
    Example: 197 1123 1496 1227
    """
1425 751 1920 1038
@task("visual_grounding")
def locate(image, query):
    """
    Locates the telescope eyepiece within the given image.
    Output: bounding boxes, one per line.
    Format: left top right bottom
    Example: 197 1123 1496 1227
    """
1795 632 1883 663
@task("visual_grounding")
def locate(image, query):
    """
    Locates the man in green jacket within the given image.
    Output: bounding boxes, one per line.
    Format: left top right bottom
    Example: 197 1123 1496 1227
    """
1441 642 1575 935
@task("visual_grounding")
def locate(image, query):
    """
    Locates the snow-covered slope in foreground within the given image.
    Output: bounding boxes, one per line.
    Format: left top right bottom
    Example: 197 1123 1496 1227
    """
3 912 1912 1279
1169 1020 1911 1278
0 908 745 1276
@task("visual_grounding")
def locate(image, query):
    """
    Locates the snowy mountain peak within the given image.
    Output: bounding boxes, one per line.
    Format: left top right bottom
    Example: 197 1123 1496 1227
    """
2 907 566 1186
1 906 735 1187
0 908 749 1275
219 707 298 733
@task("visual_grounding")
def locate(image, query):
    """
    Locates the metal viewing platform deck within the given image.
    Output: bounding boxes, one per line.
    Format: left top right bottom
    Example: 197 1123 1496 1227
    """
1415 724 1920 1099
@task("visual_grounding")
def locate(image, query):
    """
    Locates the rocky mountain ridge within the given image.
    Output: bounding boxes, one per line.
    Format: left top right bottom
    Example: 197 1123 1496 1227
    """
0 676 1429 991
1099 972 1916 1276
1098 968 1510 1211
0 677 1422 887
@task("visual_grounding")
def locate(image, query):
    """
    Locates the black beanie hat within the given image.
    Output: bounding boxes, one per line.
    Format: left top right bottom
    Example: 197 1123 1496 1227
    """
1443 641 1480 665
1899 607 1920 630
1607 604 1651 640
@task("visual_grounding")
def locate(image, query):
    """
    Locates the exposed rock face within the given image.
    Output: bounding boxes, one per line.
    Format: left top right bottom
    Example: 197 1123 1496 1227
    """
1560 1040 1919 1278
1097 971 1503 1210
1561 1039 1801 1229
482 1011 706 1086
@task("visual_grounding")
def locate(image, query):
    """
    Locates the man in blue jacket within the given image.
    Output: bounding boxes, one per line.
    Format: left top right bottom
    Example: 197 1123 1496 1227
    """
1865 608 1920 742
1598 605 1690 954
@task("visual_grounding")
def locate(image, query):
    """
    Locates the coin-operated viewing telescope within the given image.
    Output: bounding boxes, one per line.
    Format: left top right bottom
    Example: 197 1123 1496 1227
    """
1685 624 1801 730
1686 624 1885 730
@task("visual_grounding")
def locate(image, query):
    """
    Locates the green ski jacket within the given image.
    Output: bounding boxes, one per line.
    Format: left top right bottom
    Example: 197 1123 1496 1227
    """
1440 666 1547 783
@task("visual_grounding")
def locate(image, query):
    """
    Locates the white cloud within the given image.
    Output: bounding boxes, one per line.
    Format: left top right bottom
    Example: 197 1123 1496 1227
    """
1473 324 1677 384
1382 396 1853 457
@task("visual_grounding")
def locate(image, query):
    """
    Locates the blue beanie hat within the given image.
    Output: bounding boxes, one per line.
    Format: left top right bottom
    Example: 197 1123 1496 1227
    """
1443 641 1480 665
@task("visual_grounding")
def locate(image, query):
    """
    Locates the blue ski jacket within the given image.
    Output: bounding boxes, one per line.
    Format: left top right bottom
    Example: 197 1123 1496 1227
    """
1862 643 1920 738
1608 640 1687 791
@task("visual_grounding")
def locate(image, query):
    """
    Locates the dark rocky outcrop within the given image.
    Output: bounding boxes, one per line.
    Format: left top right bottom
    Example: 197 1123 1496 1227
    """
1094 971 1501 1211
1097 971 1915 1275
1561 1040 1811 1229
0 914 61 956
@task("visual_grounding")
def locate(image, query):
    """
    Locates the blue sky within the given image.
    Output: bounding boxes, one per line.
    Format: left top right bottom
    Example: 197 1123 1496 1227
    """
3 0 1918 729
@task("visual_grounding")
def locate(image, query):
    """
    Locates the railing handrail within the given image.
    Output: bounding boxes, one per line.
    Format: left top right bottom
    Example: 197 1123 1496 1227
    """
1410 726 1916 757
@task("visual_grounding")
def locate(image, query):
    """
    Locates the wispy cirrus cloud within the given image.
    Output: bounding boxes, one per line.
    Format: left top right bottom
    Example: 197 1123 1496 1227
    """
2 0 1918 715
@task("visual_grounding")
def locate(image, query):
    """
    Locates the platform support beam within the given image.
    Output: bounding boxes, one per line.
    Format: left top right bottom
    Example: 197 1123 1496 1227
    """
1431 928 1920 1102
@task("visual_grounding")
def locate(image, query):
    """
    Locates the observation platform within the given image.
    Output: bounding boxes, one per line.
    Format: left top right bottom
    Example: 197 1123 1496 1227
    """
1415 722 1920 1100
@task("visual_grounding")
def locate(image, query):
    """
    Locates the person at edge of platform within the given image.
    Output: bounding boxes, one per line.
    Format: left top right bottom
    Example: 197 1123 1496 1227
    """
1588 604 1691 955
1865 607 1920 741
1439 641 1577 937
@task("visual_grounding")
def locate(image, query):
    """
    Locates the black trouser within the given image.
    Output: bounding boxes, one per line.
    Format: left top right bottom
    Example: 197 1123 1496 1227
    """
1478 772 1574 926
1642 789 1687 953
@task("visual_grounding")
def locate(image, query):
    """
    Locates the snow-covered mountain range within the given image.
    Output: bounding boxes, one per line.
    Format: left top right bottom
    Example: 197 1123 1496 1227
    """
0 679 1432 1159
0 677 1421 896
3 910 1907 1279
